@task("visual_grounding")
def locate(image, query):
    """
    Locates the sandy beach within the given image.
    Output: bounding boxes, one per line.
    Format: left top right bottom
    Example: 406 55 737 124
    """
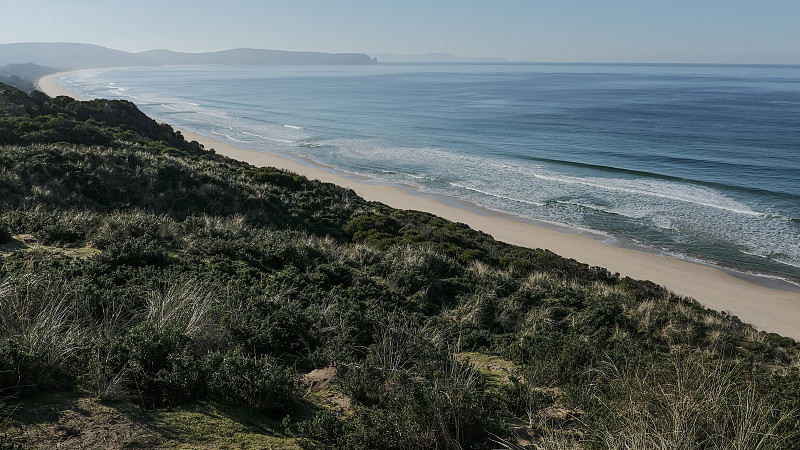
37 72 800 340
38 72 89 99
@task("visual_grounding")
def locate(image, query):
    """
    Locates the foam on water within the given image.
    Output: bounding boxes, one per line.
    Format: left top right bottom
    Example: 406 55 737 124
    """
57 64 800 284
448 182 547 207
295 134 800 276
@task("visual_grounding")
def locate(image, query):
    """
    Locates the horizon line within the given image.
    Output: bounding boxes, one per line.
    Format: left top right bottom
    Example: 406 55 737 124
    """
3 41 799 67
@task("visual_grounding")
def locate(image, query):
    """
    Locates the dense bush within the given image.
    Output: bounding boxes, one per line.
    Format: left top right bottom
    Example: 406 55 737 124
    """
205 350 300 414
1 84 206 154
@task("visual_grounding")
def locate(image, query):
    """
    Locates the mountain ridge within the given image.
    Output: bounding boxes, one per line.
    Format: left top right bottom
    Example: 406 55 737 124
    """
0 63 57 91
0 42 157 70
0 42 376 70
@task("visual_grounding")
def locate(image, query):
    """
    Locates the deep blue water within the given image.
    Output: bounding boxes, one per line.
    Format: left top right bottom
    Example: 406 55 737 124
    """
59 63 800 285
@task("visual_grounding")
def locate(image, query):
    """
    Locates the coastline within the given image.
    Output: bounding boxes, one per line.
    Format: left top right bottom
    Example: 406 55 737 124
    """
37 71 90 99
36 71 800 340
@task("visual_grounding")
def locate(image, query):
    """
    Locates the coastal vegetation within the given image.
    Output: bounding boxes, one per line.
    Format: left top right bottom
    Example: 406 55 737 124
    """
1 82 799 448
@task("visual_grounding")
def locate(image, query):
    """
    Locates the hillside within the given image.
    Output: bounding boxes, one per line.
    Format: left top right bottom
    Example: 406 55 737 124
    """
1 83 799 449
0 43 376 71
0 64 56 92
0 43 157 71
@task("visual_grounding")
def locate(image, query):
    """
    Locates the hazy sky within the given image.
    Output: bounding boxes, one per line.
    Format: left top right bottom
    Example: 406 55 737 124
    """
3 0 799 63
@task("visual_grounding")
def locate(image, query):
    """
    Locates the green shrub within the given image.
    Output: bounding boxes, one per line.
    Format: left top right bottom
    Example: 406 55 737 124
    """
247 166 306 190
97 236 168 267
205 350 300 415
343 214 400 249
296 409 345 449
105 327 203 408
1 208 99 246
338 364 386 407
575 298 628 333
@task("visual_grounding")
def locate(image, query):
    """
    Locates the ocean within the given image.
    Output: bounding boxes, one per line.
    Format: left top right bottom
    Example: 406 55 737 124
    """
57 63 800 287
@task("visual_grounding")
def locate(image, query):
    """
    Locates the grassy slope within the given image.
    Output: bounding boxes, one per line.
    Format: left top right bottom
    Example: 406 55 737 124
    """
1 84 799 449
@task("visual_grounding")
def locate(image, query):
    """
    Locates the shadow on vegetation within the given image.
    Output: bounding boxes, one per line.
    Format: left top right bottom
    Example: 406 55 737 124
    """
0 82 798 449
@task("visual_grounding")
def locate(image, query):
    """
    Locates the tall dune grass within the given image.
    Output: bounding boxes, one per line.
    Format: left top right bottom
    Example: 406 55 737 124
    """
594 354 789 449
0 273 85 389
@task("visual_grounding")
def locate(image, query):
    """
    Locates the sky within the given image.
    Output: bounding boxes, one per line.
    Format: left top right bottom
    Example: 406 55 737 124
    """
2 0 799 64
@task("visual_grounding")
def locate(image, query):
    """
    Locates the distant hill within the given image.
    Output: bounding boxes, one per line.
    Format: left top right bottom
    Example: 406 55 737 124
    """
371 52 507 63
0 43 377 71
138 48 377 65
0 43 157 70
0 63 56 92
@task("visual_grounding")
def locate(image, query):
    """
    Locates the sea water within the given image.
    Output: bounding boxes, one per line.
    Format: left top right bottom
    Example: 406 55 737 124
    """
58 63 800 286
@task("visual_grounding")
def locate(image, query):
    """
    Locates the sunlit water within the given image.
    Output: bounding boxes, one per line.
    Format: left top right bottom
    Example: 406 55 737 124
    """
59 63 800 286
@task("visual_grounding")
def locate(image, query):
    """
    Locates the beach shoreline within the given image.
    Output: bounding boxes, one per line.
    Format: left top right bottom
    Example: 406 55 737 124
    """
37 71 90 99
36 71 800 340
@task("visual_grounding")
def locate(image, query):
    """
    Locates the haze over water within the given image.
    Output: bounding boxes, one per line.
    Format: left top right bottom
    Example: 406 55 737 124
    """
59 63 800 286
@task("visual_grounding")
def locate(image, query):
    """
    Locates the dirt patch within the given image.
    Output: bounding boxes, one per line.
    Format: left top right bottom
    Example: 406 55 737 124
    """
0 235 100 260
302 366 352 414
1 392 298 449
456 352 518 384
1 395 160 449
303 366 339 389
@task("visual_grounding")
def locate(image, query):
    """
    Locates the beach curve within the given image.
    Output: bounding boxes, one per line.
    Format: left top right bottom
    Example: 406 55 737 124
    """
36 71 800 340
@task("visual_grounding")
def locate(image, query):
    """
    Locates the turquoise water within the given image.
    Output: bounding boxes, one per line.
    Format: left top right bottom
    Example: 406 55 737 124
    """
59 63 800 285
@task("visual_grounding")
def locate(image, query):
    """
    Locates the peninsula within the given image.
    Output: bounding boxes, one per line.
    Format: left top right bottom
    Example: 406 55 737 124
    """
0 42 376 72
